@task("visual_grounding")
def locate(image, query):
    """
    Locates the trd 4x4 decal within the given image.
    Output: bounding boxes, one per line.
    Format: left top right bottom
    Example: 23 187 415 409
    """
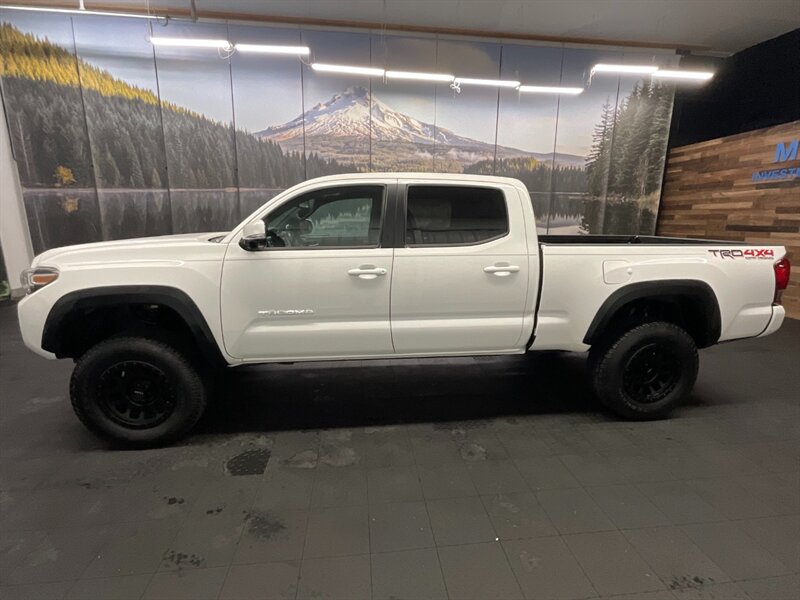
708 249 775 259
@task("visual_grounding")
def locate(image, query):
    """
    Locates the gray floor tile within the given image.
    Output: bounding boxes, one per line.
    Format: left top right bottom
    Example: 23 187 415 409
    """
219 561 300 600
65 574 152 600
160 514 245 571
586 485 672 529
369 501 433 553
438 542 523 600
564 531 664 597
371 548 447 600
681 521 791 581
513 457 581 491
367 465 423 504
686 477 794 520
0 581 72 600
410 435 463 466
304 505 369 558
233 508 308 565
637 481 727 525
738 574 800 600
738 515 800 571
297 554 371 600
254 469 314 510
81 521 180 579
418 463 477 499
623 526 730 590
466 459 529 495
311 466 367 507
669 581 750 599
503 536 596 600
560 454 631 486
143 566 227 600
0 530 47 577
349 432 415 468
5 526 108 584
188 478 260 520
426 497 497 546
537 488 616 534
481 493 557 540
496 430 554 459
601 593 675 600
0 487 89 532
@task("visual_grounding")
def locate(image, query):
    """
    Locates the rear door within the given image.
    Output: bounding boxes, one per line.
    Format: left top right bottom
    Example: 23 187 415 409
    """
390 181 530 354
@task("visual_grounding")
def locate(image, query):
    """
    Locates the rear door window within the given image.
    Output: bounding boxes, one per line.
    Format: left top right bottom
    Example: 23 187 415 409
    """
405 185 508 246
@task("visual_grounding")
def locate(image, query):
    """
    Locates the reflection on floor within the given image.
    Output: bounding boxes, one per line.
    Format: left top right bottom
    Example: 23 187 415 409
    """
1 301 798 599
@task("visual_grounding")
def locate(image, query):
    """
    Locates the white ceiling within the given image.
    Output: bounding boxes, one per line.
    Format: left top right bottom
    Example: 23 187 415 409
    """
60 0 800 53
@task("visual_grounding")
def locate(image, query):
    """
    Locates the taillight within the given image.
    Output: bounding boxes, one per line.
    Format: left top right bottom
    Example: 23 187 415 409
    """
774 257 791 304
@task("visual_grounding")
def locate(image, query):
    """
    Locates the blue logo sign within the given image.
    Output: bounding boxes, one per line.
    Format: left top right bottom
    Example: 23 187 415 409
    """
752 140 799 181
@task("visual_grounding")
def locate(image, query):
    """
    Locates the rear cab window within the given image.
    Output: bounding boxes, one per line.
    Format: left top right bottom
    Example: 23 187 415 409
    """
405 185 509 247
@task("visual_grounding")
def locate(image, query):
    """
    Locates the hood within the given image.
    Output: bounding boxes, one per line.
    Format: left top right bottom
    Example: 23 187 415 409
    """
32 232 229 268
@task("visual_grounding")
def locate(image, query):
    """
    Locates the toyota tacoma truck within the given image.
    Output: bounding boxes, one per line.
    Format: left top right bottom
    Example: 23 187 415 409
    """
17 173 790 446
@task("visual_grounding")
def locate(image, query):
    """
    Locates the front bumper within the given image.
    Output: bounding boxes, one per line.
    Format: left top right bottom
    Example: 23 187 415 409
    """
17 292 57 359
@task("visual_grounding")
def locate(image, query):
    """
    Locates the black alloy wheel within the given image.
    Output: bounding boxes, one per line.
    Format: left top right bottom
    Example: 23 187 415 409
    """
98 360 176 429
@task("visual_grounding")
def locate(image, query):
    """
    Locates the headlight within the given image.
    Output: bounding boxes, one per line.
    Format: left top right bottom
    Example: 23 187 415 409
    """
20 267 59 294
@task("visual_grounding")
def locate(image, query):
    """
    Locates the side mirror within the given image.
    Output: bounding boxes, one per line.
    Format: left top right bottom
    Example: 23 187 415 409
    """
239 220 267 251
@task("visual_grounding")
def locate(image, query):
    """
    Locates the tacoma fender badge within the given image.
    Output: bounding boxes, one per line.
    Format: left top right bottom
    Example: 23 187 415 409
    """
258 309 315 316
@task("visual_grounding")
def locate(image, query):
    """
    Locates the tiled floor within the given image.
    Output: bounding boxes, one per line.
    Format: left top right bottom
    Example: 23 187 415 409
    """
1 302 798 600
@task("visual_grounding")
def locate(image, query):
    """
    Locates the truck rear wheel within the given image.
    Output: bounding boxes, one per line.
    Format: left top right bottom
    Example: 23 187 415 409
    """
590 321 698 420
70 336 208 447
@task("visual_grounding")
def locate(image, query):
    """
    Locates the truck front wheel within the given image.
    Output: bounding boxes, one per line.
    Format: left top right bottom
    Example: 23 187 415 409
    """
70 336 208 447
590 322 698 420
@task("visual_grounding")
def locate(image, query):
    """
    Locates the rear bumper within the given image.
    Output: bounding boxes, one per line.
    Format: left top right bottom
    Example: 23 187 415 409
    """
757 305 785 338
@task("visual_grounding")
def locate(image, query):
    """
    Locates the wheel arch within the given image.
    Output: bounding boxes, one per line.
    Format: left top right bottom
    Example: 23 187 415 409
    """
42 285 227 367
583 280 721 349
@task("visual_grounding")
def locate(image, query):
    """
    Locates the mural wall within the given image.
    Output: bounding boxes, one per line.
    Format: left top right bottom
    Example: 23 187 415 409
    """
0 10 678 253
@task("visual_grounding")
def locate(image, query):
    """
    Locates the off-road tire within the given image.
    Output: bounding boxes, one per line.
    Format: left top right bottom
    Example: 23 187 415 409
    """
70 336 207 447
590 321 698 420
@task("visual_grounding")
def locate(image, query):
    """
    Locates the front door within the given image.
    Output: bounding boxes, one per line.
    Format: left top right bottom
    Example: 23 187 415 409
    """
221 182 395 360
390 182 530 354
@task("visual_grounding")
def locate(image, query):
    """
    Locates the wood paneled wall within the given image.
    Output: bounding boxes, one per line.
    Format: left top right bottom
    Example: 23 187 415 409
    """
658 121 800 319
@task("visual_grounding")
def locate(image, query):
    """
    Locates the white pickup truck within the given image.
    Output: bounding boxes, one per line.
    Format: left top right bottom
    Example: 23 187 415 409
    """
17 173 790 446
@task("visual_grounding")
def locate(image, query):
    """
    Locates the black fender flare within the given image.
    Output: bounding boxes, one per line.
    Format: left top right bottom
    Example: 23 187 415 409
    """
582 280 721 348
42 285 227 366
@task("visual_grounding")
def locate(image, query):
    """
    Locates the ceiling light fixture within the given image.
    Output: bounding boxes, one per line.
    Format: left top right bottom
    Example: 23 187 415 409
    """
652 69 714 81
234 43 310 55
454 77 521 88
150 37 232 49
0 4 162 19
591 64 660 75
311 63 385 76
385 70 455 82
518 85 583 95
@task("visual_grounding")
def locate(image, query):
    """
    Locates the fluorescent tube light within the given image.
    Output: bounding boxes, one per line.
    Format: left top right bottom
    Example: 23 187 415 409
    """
385 70 455 82
454 77 521 88
652 69 714 81
311 63 385 76
150 37 232 49
591 64 659 75
1 4 161 19
234 44 310 55
518 85 583 95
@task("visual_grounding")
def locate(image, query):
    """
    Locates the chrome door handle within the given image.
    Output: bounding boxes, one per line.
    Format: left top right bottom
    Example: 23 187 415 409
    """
484 264 520 277
348 266 387 280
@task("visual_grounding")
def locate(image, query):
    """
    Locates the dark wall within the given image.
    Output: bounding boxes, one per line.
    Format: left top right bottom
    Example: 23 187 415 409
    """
669 28 800 148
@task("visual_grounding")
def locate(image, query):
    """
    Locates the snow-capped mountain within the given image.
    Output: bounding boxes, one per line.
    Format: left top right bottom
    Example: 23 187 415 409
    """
256 86 584 168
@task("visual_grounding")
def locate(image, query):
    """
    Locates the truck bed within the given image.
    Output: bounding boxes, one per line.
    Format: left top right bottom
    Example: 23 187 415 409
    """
538 235 734 246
